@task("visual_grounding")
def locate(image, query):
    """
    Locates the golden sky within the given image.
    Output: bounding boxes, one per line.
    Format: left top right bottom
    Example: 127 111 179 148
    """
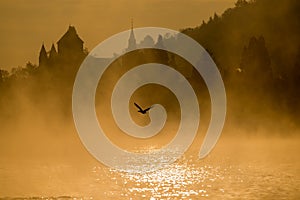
0 0 235 70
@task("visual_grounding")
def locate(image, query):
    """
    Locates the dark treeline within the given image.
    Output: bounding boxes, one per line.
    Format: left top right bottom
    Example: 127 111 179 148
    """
0 0 299 135
182 0 300 132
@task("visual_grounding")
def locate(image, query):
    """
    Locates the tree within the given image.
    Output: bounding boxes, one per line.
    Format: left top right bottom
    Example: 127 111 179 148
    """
0 69 9 83
11 66 28 79
240 36 272 85
25 62 37 74
235 0 249 7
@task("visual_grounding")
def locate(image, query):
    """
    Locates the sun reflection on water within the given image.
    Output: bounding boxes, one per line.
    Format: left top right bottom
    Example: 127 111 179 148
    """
91 155 231 199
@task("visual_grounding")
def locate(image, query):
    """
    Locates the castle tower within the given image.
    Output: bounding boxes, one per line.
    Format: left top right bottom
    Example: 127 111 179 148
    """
39 44 48 67
49 43 58 65
127 19 136 51
57 26 84 61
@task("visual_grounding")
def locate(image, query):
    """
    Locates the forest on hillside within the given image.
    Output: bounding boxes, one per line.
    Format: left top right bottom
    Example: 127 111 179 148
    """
182 0 300 125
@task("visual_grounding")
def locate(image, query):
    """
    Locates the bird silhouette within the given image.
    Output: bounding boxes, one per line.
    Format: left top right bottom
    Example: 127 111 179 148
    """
134 102 152 114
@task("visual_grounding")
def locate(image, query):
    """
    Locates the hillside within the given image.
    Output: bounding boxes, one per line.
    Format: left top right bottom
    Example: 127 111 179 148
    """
181 0 300 130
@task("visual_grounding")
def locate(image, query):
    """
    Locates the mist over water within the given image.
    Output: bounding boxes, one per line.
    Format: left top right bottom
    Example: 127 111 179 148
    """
0 82 299 199
1 125 299 199
0 71 299 198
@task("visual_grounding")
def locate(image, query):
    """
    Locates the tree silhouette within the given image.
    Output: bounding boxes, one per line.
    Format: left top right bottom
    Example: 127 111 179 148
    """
0 69 9 83
240 36 271 79
235 0 249 7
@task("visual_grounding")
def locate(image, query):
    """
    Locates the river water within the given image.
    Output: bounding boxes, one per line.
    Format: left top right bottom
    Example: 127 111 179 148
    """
0 136 299 199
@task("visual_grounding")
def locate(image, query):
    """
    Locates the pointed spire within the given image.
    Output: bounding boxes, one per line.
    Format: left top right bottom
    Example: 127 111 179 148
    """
127 19 136 51
39 43 48 66
49 43 57 63
40 43 46 54
50 43 57 54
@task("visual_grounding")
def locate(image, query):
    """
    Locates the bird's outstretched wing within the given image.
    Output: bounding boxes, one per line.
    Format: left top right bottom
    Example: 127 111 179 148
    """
144 107 152 112
134 102 143 111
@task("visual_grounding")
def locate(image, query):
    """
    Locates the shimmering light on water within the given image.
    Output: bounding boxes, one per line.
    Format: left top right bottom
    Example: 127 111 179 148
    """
1 137 299 199
90 154 244 199
120 160 214 198
87 138 300 199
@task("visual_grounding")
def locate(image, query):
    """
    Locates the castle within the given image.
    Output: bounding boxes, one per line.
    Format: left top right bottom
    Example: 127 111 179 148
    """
38 26 85 67
38 24 136 68
38 24 193 77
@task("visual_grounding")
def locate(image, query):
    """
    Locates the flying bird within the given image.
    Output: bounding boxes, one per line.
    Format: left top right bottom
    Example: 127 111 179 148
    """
134 102 152 114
